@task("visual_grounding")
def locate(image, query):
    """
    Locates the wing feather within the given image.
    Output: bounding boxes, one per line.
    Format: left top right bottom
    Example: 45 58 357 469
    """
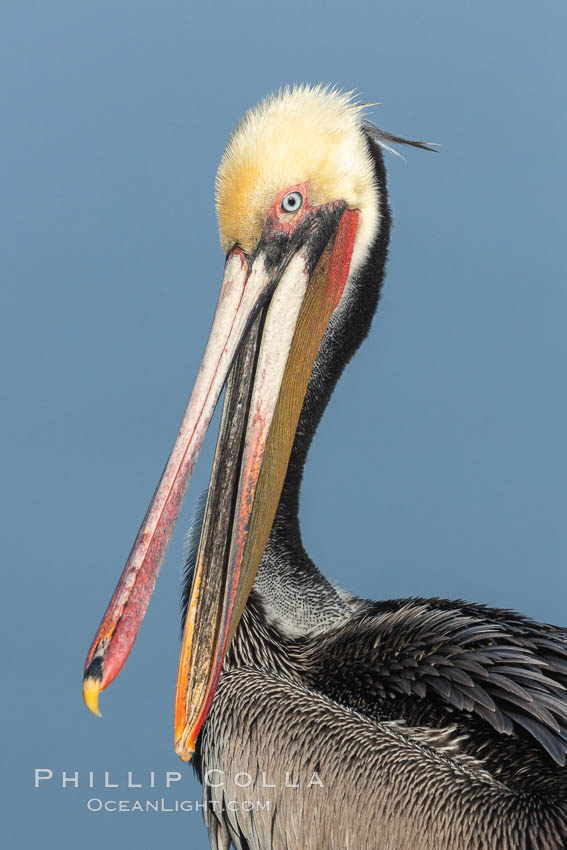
312 599 567 765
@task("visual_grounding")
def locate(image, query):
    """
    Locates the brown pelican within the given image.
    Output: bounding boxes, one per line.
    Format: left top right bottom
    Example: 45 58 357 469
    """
83 85 567 849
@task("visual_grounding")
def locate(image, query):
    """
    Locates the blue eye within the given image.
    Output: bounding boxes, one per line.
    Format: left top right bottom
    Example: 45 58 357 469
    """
281 191 303 213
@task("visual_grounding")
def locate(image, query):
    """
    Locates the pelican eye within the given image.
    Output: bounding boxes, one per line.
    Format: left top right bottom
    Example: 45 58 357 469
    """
281 191 303 213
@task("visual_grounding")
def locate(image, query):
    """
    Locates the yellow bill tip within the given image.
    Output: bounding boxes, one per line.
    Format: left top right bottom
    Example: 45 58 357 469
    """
82 677 102 717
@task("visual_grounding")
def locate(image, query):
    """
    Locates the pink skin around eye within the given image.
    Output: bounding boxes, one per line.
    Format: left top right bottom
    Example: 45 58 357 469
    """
267 181 310 236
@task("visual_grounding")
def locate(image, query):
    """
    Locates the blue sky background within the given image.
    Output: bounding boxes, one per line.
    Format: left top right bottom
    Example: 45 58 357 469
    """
2 1 566 847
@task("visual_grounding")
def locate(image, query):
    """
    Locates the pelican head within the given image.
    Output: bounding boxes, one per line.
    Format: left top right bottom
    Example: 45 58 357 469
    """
216 85 380 274
83 85 387 760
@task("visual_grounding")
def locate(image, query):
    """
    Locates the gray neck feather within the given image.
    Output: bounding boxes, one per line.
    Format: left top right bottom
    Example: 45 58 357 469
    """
253 527 352 638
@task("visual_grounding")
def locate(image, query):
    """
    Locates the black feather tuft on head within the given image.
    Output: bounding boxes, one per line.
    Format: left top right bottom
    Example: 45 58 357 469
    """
363 121 438 153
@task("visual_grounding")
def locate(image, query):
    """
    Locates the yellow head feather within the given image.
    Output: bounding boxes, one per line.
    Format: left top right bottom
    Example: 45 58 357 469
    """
215 84 380 273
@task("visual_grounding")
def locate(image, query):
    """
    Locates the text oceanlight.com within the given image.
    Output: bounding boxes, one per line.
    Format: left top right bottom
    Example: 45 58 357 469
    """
86 798 271 813
33 769 324 812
